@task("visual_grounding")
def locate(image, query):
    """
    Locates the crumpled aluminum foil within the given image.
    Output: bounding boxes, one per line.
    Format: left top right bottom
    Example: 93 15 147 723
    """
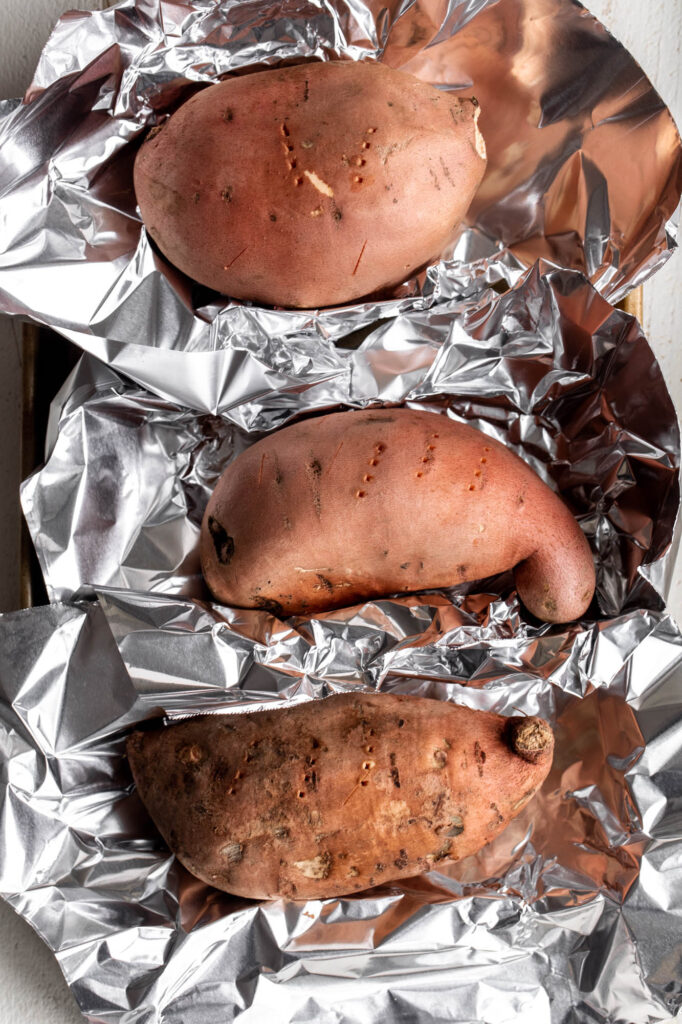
1 595 682 1023
8 262 682 1022
2 0 682 1020
0 0 680 412
21 266 681 617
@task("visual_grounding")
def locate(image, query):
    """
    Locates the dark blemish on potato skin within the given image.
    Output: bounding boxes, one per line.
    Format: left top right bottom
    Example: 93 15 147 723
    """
221 187 233 202
304 78 309 102
389 752 400 788
333 209 343 222
316 574 334 594
474 741 486 776
400 562 410 570
433 843 452 862
394 849 409 869
489 802 504 825
270 213 277 222
192 192 201 203
207 516 235 565
432 791 446 816
457 564 468 578
146 125 164 142
382 550 389 558
223 107 234 122
306 458 322 517
428 167 441 192
253 596 285 617
439 157 453 185
210 760 231 784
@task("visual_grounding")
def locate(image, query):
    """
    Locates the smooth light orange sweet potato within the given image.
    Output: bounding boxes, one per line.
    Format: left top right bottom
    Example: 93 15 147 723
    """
134 61 486 308
200 408 595 623
127 692 554 900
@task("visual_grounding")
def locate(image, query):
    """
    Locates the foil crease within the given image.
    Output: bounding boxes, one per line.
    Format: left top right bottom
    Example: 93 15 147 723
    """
21 266 681 616
1 598 682 1023
0 0 680 406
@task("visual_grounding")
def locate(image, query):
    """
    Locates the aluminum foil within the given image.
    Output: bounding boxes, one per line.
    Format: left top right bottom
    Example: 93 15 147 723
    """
8 263 682 1021
21 266 681 617
1 596 682 1023
0 0 680 411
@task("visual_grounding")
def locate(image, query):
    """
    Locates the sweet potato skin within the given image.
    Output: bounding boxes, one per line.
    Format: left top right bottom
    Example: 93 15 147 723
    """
133 61 486 308
200 408 595 623
127 693 553 900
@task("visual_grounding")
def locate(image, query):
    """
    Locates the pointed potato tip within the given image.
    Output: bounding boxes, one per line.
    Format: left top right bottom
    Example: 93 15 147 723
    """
506 716 554 764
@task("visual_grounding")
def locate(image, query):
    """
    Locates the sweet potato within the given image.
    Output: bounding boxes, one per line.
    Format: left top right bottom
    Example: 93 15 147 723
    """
133 61 486 308
127 692 554 900
200 408 595 623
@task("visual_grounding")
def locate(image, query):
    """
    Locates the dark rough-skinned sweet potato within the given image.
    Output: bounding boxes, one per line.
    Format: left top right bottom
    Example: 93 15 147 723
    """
133 60 486 308
200 408 595 623
127 692 554 900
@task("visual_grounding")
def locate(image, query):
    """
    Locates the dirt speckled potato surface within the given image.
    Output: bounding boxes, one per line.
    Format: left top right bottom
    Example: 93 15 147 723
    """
127 693 554 900
134 60 487 308
201 408 596 623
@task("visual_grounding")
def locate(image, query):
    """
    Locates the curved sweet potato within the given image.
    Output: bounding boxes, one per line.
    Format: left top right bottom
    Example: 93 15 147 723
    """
200 408 595 623
134 61 486 308
127 692 554 900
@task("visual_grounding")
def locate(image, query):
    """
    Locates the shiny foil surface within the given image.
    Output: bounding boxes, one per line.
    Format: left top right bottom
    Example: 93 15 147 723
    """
7 262 682 1022
0 0 680 411
1 597 682 1023
1 0 682 1020
21 266 681 615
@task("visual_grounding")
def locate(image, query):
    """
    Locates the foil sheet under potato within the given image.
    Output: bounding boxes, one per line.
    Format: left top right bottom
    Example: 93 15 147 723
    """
5 263 682 1021
0 0 681 1020
0 0 679 414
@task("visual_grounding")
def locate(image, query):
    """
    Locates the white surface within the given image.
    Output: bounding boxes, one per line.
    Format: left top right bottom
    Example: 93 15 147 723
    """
0 2 680 1022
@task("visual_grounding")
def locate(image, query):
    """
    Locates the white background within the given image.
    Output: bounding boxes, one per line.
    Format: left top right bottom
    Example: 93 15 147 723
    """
0 1 680 1021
